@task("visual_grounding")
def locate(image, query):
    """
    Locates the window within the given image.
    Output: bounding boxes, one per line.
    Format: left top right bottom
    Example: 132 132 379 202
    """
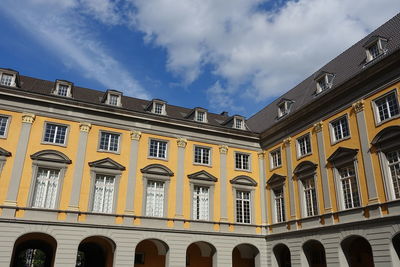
386 150 400 199
146 180 165 217
236 190 251 223
374 91 399 123
109 94 119 106
193 186 209 220
92 174 115 213
149 139 167 159
235 153 250 170
154 103 164 114
365 37 387 63
315 73 334 94
274 188 285 223
339 165 360 209
235 118 243 129
32 168 60 209
196 111 205 122
303 178 318 217
297 134 311 157
277 100 293 118
270 149 282 169
0 116 9 137
57 84 69 97
194 146 210 165
43 123 67 145
99 132 120 152
330 116 350 142
0 73 13 86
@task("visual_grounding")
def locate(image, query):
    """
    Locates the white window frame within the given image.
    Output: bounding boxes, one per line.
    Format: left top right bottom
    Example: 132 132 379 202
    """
98 131 121 153
0 72 16 87
145 180 165 217
42 122 69 146
193 145 211 166
54 82 72 97
233 116 245 130
189 172 216 221
270 148 282 170
0 115 11 139
31 167 61 209
192 185 210 220
372 90 400 125
142 172 171 218
329 115 350 143
335 163 361 210
91 174 116 213
231 181 255 224
365 38 387 63
235 190 251 224
88 168 121 214
297 134 312 158
28 160 68 210
315 73 334 94
278 101 292 118
379 149 400 201
235 152 251 171
148 139 168 160
301 177 319 217
108 94 120 106
195 110 207 122
273 187 286 223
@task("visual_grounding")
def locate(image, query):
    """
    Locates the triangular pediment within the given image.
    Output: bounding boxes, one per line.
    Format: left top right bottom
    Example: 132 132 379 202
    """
141 164 174 176
31 150 71 164
188 170 217 182
0 147 11 157
267 173 285 186
88 157 125 170
327 147 358 164
230 175 257 187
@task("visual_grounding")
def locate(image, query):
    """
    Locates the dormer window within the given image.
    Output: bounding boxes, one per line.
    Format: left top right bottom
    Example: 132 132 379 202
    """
0 73 13 86
277 99 293 118
196 111 205 122
0 69 19 87
364 36 388 63
54 80 73 97
148 99 167 115
103 90 122 107
315 72 334 94
233 116 245 130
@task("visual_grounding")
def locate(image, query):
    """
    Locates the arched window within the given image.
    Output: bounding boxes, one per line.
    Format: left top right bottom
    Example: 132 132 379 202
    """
294 161 319 217
76 236 115 267
232 243 260 267
230 175 257 224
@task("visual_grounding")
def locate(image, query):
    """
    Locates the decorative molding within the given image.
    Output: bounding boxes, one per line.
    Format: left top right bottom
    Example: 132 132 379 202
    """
22 113 35 124
176 137 187 148
283 137 291 147
141 164 174 176
31 150 72 164
219 145 228 154
130 130 142 141
88 157 126 171
79 122 92 132
313 121 323 133
352 99 365 113
230 175 258 186
257 151 265 159
188 170 218 182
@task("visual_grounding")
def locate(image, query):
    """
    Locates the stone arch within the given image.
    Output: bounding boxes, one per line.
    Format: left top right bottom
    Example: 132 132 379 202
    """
272 243 291 267
76 235 116 267
392 232 400 265
134 238 169 267
341 235 374 267
302 239 326 267
232 243 260 267
186 241 216 267
10 232 57 267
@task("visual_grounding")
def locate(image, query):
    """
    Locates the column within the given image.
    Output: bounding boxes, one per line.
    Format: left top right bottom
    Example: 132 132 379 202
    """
313 121 331 209
175 137 187 218
68 122 91 211
283 137 295 218
4 113 35 209
219 145 228 222
352 100 377 201
257 152 267 225
124 130 141 215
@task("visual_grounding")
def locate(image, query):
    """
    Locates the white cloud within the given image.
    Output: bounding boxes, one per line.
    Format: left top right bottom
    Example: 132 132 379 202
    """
0 0 150 99
131 0 400 110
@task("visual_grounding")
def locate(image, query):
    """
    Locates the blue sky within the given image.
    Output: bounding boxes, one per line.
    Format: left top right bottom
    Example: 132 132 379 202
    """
1 0 399 118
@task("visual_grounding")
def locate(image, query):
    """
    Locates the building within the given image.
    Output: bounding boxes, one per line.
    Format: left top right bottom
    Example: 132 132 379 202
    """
0 12 400 267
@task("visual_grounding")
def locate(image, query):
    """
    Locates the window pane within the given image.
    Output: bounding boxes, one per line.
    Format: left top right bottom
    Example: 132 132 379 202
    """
0 116 8 136
235 153 249 170
58 84 69 96
236 191 251 223
32 168 60 209
376 92 399 122
99 132 119 151
146 181 164 217
339 166 360 209
193 186 209 220
387 150 400 199
149 139 167 158
92 175 115 213
194 146 210 165
0 73 13 86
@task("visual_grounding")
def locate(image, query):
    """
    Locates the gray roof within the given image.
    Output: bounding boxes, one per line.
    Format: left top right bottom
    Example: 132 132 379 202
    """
13 75 237 130
247 13 400 133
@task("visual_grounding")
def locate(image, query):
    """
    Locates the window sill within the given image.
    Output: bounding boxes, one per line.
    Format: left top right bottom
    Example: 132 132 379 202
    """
41 141 67 148
193 162 212 168
375 113 400 127
234 168 252 173
148 156 168 162
297 152 312 160
270 165 282 171
331 135 351 146
97 149 120 155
